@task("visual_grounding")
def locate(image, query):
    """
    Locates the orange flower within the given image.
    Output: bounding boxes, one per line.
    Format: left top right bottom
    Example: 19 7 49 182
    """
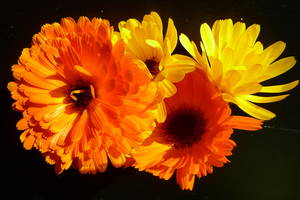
8 17 160 174
133 69 262 190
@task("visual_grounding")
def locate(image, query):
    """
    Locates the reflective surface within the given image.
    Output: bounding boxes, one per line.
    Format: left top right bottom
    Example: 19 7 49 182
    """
1 0 299 199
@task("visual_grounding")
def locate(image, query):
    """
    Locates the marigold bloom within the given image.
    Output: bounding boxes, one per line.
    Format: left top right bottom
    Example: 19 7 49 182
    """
133 69 262 190
180 19 298 120
8 17 160 174
119 11 196 122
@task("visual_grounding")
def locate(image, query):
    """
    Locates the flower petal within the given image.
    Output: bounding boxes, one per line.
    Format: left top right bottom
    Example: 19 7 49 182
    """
260 80 299 93
200 23 216 57
234 97 276 120
164 18 177 53
244 94 289 103
261 56 296 81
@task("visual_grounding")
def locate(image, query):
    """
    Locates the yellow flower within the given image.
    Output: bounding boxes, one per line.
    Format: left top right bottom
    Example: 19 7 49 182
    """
119 11 196 122
180 19 298 120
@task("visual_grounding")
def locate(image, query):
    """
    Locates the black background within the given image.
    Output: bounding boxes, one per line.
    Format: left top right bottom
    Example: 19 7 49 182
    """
1 0 300 199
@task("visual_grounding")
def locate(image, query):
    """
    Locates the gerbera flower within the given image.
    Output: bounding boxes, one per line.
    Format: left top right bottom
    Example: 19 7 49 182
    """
8 17 161 174
180 19 298 120
118 11 196 122
133 69 262 190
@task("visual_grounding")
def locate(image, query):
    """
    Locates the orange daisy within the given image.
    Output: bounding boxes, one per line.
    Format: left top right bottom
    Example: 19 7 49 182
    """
133 69 262 190
8 17 160 174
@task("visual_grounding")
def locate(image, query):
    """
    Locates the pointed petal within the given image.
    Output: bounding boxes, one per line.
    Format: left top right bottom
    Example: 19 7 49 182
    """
227 116 262 131
165 18 177 53
260 80 299 93
179 34 197 58
262 41 286 65
246 24 260 47
200 23 216 57
244 94 289 103
261 56 296 81
234 97 276 120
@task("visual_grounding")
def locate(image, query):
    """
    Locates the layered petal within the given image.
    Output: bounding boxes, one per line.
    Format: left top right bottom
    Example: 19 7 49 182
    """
180 19 298 120
8 16 161 174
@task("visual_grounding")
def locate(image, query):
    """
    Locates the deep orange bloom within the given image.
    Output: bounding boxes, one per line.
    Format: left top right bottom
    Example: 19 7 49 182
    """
8 17 160 173
133 69 262 190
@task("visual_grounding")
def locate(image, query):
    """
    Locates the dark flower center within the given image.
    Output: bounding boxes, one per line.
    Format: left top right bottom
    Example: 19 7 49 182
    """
145 58 160 77
69 81 94 109
162 107 206 149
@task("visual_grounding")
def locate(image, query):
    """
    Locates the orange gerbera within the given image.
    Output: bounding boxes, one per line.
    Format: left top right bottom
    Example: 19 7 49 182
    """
133 69 262 190
8 17 160 174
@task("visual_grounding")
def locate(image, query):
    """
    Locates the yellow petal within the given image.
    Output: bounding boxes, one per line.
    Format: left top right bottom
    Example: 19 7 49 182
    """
179 34 205 68
153 101 167 123
170 54 197 69
260 80 299 93
231 22 246 48
157 79 177 98
246 24 260 47
261 41 286 65
163 55 195 83
261 56 296 81
145 39 162 49
165 18 177 53
244 94 289 103
149 11 163 35
200 23 216 57
164 69 185 83
232 82 262 96
179 34 196 58
210 58 224 85
222 70 242 91
234 97 276 120
218 19 233 50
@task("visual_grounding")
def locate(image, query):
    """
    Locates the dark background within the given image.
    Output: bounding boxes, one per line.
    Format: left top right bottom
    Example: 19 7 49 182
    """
1 0 300 199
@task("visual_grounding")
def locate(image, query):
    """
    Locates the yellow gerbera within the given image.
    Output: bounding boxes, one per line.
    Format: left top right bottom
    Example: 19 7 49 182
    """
180 19 298 120
119 11 196 122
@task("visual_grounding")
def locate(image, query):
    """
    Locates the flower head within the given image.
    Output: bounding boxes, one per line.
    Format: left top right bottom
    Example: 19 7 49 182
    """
180 19 298 120
119 11 196 122
8 17 160 174
133 69 262 190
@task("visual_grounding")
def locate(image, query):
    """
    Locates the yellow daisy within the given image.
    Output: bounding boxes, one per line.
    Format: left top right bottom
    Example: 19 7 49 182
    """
119 11 196 122
180 19 298 120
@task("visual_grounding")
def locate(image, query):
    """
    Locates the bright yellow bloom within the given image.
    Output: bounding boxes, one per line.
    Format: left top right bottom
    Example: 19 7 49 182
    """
180 19 298 120
119 11 196 122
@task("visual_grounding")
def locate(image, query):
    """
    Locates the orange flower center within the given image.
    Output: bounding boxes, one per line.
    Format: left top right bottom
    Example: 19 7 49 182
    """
145 58 160 77
69 81 95 109
162 107 206 149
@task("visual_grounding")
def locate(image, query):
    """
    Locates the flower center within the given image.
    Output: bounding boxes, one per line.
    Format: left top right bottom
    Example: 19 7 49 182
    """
145 58 160 77
162 107 206 149
69 81 95 109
